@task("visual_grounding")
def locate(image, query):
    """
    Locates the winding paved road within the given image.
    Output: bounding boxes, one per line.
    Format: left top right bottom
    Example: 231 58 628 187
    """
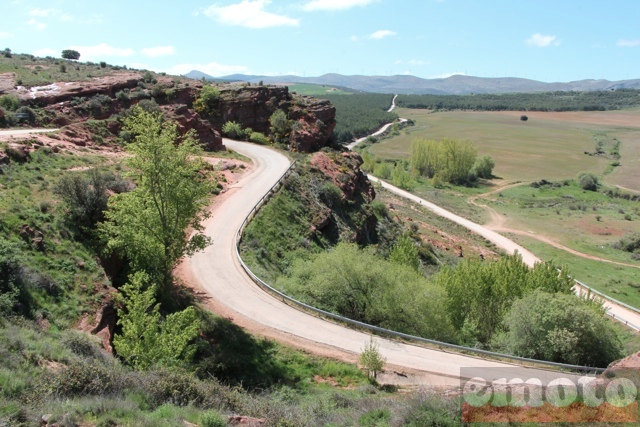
189 138 597 385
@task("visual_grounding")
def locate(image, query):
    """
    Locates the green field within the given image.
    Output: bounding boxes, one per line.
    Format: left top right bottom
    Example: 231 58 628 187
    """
369 108 640 185
284 83 355 96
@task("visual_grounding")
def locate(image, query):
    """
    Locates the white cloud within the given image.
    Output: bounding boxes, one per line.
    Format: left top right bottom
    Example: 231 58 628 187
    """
33 48 59 57
68 43 135 61
303 0 376 11
166 61 250 77
430 72 466 79
350 30 396 41
395 59 429 66
141 45 176 57
203 0 299 28
525 33 559 47
27 19 47 30
29 8 72 21
0 32 12 39
29 8 55 17
369 30 396 40
617 39 640 47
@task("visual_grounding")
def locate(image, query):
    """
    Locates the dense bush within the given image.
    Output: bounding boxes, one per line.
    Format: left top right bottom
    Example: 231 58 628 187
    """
193 85 220 118
249 131 268 145
53 168 120 232
435 254 574 345
277 242 456 341
577 172 599 191
613 232 640 254
221 121 245 140
495 290 622 366
0 94 20 111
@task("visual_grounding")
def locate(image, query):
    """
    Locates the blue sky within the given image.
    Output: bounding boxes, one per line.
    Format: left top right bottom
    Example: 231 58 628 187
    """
1 0 639 82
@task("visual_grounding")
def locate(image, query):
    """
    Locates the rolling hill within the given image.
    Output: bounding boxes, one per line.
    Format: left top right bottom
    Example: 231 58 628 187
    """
185 70 640 95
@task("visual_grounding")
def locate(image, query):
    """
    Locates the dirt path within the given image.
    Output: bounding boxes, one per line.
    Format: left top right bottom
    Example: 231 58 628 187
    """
469 182 640 269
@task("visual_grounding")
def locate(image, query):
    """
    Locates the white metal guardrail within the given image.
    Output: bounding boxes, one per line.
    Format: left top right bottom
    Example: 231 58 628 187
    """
234 160 607 373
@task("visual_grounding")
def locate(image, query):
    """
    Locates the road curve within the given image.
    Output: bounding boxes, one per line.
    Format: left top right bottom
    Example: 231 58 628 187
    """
189 138 593 385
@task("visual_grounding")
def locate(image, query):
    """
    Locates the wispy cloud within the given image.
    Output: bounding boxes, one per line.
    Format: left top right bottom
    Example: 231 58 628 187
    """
525 33 560 47
617 39 640 47
141 45 176 57
369 29 396 40
29 8 72 21
166 61 250 77
29 8 55 17
27 19 47 30
352 29 396 41
303 0 376 11
203 0 299 28
68 43 135 61
0 32 12 39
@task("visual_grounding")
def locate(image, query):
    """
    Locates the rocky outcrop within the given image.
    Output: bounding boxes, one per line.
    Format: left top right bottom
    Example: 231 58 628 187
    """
215 86 336 152
310 151 375 202
289 97 337 152
16 72 143 106
216 86 291 133
163 104 223 150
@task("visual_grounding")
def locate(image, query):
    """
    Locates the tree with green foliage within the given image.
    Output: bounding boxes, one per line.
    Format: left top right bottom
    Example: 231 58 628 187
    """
268 109 291 143
113 272 200 370
359 336 386 379
278 243 456 341
61 49 80 60
496 290 622 366
0 94 20 112
54 169 117 232
470 155 495 179
389 235 420 271
193 85 220 118
392 162 414 190
100 108 212 295
410 138 478 185
221 121 245 140
249 131 268 145
435 254 573 344
578 172 598 191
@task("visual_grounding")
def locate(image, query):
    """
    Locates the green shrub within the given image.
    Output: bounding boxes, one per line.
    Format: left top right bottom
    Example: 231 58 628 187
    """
249 131 268 145
0 95 20 112
200 410 227 427
194 85 220 118
222 121 244 139
15 106 36 123
358 409 391 427
496 290 622 366
613 232 640 253
577 172 598 191
136 99 160 114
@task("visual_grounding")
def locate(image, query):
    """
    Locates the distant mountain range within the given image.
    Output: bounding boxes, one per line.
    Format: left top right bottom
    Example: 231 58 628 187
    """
184 70 640 95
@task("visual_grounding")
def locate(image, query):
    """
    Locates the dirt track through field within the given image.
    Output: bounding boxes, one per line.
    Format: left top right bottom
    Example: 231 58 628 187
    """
469 183 640 269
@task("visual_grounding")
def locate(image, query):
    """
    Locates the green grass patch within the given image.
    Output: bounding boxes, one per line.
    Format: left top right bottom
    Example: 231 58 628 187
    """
287 83 355 96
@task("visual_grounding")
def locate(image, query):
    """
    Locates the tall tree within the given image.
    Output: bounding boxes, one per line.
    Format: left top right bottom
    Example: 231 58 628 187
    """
61 49 81 60
101 108 212 294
